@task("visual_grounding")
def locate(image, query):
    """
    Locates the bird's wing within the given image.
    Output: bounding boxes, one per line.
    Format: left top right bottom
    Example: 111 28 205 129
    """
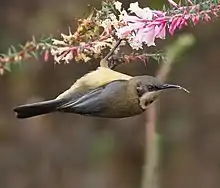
57 80 128 116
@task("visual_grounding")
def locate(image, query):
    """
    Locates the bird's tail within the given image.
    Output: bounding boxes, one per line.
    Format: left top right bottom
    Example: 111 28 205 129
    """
13 99 64 119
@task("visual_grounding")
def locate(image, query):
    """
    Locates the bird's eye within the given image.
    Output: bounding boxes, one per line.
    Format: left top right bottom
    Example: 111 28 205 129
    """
148 85 155 91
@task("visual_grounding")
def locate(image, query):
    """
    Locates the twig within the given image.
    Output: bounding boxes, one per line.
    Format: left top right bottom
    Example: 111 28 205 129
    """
100 39 122 68
141 102 158 188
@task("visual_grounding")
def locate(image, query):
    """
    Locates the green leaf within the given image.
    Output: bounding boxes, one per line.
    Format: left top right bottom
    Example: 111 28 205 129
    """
213 0 218 6
18 44 24 50
30 51 39 59
8 48 12 56
4 62 11 72
203 2 209 10
10 45 17 53
0 53 7 58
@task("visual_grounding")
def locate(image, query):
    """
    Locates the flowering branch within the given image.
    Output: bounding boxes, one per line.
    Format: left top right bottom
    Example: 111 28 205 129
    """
0 0 219 74
0 37 53 74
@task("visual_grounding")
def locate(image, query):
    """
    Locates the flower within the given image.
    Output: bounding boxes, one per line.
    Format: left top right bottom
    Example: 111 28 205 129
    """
114 1 122 12
116 0 220 50
128 2 153 20
117 2 167 49
155 23 166 39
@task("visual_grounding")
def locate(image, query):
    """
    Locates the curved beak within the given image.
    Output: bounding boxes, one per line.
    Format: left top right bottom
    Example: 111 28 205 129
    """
159 84 190 93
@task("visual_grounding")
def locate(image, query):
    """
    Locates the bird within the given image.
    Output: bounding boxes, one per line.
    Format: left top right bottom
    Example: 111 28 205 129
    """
13 67 189 119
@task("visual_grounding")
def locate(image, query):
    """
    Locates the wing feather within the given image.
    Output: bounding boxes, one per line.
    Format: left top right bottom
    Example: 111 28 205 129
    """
57 80 128 116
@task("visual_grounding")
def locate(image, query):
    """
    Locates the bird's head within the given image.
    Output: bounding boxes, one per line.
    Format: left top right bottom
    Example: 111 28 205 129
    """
131 75 189 110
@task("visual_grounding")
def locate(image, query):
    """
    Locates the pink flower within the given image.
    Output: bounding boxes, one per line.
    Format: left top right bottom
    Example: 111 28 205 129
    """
44 50 49 62
117 2 168 49
168 14 190 35
155 23 166 39
123 14 141 23
116 0 220 50
136 25 156 46
169 16 179 35
131 23 166 48
117 22 145 38
204 13 211 22
152 10 165 17
191 14 200 25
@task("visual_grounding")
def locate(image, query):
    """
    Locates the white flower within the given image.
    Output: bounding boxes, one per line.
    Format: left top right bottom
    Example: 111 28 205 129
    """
128 2 153 20
101 19 112 28
83 56 91 62
54 54 63 63
114 1 122 12
119 10 128 22
52 39 67 46
57 47 71 54
61 33 73 41
117 22 144 36
129 38 143 50
63 51 73 63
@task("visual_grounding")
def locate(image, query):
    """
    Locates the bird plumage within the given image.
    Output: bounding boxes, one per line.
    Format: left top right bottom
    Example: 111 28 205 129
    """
14 67 134 119
57 80 143 118
13 67 187 119
13 79 143 118
14 99 64 118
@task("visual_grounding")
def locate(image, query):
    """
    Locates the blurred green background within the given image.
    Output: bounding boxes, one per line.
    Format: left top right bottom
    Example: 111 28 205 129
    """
1 0 220 188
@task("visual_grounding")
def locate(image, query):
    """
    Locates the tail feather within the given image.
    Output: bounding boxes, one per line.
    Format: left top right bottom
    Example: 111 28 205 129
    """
13 99 64 119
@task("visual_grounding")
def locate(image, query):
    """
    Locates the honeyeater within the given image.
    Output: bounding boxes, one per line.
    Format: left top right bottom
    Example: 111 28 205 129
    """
13 67 188 119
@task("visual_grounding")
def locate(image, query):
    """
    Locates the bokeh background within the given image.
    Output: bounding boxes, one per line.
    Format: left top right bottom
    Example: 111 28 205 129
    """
1 0 220 188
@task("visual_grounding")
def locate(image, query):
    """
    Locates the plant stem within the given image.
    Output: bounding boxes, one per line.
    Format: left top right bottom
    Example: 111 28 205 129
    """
141 34 195 188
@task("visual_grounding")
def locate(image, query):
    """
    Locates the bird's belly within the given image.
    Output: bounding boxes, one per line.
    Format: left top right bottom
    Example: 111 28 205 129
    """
92 100 144 118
